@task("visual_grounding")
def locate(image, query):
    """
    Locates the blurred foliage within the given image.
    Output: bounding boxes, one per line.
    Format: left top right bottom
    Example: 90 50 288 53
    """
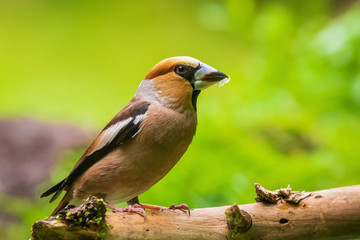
0 0 360 239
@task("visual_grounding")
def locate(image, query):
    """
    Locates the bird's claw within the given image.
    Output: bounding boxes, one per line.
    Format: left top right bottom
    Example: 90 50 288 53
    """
107 202 146 218
162 203 190 216
121 203 147 218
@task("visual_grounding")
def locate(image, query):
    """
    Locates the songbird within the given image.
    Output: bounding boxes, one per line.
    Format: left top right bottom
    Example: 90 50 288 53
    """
41 56 229 216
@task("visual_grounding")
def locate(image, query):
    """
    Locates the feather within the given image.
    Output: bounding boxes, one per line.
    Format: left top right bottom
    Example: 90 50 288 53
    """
40 99 150 203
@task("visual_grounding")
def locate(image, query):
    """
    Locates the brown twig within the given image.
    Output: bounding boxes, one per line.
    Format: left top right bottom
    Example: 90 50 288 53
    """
32 185 360 240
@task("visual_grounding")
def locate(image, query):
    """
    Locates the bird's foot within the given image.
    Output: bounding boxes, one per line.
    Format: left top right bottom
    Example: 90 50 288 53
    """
106 202 146 218
122 203 147 218
168 203 190 215
140 203 190 216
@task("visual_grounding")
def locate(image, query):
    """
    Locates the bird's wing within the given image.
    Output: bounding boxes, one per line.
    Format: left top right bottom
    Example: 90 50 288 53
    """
41 99 150 202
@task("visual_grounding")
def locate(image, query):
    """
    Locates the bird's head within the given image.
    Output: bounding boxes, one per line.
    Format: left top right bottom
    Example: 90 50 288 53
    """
136 56 229 112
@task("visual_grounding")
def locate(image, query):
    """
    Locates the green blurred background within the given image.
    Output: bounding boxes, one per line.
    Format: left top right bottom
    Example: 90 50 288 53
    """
1 0 360 239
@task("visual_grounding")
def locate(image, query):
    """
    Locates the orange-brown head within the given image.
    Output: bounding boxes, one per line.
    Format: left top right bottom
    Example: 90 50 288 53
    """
136 56 228 112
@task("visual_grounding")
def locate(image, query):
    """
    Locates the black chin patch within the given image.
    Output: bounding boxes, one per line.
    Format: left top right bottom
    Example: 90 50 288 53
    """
192 90 201 112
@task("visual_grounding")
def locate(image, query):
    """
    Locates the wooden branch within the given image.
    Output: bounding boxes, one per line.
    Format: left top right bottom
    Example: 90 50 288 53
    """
31 185 360 240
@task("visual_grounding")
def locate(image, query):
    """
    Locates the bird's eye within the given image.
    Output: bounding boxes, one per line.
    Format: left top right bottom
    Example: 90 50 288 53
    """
175 64 186 74
174 64 197 81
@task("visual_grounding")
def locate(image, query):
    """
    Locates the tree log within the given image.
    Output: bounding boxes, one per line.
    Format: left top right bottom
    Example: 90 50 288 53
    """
31 185 360 240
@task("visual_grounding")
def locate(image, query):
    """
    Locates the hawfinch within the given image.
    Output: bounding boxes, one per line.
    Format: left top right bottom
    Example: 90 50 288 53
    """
41 56 229 215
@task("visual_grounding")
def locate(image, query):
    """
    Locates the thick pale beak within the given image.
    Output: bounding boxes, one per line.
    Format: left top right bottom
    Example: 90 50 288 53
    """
193 62 229 90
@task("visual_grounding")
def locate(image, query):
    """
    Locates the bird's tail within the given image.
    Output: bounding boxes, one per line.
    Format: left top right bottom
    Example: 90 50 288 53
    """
51 191 73 216
41 178 73 215
40 178 67 202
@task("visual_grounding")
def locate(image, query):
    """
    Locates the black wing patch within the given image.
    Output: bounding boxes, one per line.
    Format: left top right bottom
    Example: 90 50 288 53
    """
41 100 150 202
